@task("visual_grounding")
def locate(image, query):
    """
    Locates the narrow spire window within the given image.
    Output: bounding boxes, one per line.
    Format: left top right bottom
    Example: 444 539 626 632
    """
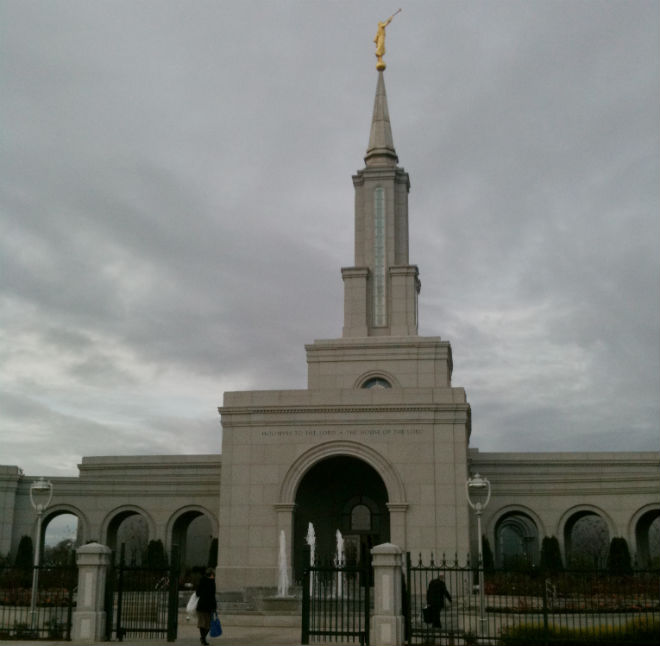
373 187 386 326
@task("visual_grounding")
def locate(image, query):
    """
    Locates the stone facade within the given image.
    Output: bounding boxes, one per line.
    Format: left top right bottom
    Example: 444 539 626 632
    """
471 450 660 565
0 456 220 559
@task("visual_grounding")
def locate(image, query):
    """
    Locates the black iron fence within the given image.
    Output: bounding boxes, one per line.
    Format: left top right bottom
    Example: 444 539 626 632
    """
0 564 76 641
302 559 371 645
105 545 179 642
406 553 660 645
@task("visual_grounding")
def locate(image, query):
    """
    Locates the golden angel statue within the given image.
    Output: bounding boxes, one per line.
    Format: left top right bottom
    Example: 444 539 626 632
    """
374 9 401 70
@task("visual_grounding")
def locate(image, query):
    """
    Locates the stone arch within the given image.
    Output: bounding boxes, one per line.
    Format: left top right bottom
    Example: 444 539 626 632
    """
489 505 544 568
166 505 218 569
291 453 391 581
354 370 401 389
281 441 407 582
629 504 660 567
279 440 406 505
101 505 156 562
42 504 90 545
558 505 614 568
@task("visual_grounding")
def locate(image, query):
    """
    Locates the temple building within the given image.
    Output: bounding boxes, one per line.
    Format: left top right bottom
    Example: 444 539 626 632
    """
1 64 658 591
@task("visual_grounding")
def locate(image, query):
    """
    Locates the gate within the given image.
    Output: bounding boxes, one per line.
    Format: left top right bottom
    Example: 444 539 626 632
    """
405 552 660 645
0 563 76 641
105 545 179 642
301 559 371 645
405 553 472 645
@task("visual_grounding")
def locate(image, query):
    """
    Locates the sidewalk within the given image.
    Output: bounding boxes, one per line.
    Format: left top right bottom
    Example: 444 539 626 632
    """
12 614 302 646
13 622 302 646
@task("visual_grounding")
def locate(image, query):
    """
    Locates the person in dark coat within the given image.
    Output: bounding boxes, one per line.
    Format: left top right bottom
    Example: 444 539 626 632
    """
196 568 217 645
426 574 451 629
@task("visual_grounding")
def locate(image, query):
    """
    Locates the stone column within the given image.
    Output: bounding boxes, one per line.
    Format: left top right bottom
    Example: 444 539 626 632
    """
71 542 111 642
387 503 408 551
371 543 404 646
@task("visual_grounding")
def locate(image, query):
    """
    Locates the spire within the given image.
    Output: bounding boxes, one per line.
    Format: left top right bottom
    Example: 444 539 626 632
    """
364 71 398 167
342 66 418 338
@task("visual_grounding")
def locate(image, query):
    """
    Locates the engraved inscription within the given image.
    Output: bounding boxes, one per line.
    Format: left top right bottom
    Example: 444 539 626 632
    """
260 428 422 439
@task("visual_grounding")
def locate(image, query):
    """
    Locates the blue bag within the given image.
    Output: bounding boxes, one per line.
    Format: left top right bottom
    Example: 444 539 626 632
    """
209 612 222 638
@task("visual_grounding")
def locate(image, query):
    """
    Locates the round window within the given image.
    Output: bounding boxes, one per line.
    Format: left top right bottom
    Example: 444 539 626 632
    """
362 377 391 389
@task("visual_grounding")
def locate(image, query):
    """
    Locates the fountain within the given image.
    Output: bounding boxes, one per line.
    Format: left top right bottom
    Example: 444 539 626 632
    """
334 529 345 598
263 530 297 612
306 522 316 596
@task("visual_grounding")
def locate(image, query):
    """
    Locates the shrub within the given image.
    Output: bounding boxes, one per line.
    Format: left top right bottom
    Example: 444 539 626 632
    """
145 539 168 569
540 536 563 573
499 616 660 645
14 536 33 569
606 537 632 575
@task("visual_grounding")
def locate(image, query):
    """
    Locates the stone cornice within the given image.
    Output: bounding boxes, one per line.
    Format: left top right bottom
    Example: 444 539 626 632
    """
470 452 660 469
306 336 449 352
341 266 369 278
389 265 419 276
489 485 659 497
218 403 470 417
15 484 221 498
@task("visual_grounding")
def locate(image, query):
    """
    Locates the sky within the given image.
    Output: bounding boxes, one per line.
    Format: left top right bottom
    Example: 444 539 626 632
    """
2 1 658 477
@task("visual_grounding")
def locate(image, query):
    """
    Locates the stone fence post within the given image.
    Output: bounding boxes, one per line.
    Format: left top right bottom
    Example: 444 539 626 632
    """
71 542 111 642
371 542 404 646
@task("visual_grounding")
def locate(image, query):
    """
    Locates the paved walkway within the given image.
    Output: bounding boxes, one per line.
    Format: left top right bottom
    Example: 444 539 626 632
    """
11 614 303 646
173 617 302 645
12 623 302 646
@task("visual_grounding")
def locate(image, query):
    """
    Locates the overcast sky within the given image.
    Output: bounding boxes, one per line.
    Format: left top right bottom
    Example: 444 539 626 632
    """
2 1 658 477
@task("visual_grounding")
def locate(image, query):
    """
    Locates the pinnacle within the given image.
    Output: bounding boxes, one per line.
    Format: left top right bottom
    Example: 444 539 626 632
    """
364 71 398 167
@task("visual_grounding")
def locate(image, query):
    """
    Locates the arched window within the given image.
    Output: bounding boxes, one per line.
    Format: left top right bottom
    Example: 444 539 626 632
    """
351 504 372 531
362 377 391 389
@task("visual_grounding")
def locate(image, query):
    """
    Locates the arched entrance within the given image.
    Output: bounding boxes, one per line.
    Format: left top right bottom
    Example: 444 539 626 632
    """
293 455 389 580
105 509 151 565
170 509 215 570
635 509 660 568
494 511 540 568
564 511 610 569
43 512 80 565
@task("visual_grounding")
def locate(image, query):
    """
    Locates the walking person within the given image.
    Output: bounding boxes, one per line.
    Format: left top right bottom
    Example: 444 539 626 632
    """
426 574 451 629
196 567 217 645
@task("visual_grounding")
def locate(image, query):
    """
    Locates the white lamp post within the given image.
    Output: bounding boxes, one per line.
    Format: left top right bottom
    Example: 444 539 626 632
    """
466 473 491 631
29 478 53 629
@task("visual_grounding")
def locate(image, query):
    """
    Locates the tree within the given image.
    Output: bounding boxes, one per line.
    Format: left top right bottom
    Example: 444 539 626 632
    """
481 535 494 571
116 515 148 565
606 537 632 575
14 535 34 569
540 536 563 573
568 515 609 568
43 538 76 566
208 537 218 568
145 539 169 568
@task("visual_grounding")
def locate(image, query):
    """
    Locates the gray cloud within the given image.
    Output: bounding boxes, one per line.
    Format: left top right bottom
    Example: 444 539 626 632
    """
1 1 658 475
